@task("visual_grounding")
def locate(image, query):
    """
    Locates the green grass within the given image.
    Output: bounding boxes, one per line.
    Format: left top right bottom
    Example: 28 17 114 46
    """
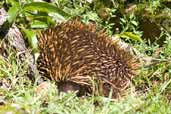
1 0 171 113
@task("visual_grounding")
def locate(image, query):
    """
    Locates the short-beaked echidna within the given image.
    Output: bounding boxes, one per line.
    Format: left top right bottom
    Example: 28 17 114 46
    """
36 20 139 98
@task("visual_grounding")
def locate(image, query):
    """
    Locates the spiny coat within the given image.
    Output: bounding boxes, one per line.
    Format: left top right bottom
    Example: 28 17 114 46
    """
36 20 139 98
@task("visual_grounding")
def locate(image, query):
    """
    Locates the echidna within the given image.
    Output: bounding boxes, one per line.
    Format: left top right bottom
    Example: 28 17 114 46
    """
36 20 139 98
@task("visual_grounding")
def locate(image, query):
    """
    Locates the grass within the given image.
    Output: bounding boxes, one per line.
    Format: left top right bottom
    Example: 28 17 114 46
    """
1 0 171 113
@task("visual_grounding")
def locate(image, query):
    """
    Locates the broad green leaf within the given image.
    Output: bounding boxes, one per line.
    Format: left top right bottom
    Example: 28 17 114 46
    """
30 20 49 28
23 2 70 20
49 12 67 21
23 29 38 52
7 2 20 23
29 15 55 28
119 32 143 42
